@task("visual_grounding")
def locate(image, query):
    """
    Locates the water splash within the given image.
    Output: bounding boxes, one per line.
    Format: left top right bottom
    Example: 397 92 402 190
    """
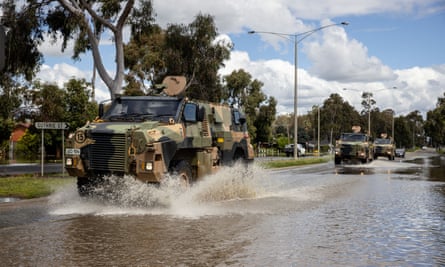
191 163 259 202
49 163 266 217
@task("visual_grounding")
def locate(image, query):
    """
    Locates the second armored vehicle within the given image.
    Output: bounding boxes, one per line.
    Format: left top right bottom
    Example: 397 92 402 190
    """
335 129 373 165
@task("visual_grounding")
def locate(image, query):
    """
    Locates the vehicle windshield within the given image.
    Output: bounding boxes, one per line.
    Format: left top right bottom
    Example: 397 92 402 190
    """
374 138 391 144
102 98 181 122
341 133 367 142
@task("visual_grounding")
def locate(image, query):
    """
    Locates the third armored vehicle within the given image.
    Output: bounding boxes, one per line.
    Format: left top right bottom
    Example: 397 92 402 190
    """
373 135 395 160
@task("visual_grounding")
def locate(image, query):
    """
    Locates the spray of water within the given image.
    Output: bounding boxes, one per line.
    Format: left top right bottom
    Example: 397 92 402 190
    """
49 163 267 217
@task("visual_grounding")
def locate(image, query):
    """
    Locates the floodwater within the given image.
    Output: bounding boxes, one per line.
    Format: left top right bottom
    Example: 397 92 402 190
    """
0 152 444 266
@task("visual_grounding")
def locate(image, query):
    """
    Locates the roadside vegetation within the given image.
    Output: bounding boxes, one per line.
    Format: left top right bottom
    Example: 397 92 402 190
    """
0 175 75 199
260 156 332 169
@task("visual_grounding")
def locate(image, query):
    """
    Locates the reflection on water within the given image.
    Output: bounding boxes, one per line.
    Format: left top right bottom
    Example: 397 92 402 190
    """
0 155 444 266
234 156 445 266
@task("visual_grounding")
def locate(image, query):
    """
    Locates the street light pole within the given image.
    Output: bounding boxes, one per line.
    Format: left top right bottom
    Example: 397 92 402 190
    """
249 21 348 159
367 93 371 136
317 105 320 156
392 110 395 140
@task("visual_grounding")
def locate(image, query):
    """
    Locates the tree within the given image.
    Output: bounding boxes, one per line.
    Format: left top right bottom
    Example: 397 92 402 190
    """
123 13 233 101
254 97 277 144
0 0 44 83
320 93 360 143
31 82 67 159
223 69 252 107
163 14 232 102
123 0 163 95
222 70 276 143
406 110 424 148
0 0 44 151
47 0 137 99
393 115 411 148
63 78 98 131
424 92 445 147
15 129 40 161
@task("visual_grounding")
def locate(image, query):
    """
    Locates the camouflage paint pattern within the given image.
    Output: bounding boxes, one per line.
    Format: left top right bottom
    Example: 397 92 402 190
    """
335 132 373 164
65 96 254 184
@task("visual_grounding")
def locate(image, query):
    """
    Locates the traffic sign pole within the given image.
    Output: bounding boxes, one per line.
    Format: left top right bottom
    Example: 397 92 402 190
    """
35 122 68 176
41 129 44 176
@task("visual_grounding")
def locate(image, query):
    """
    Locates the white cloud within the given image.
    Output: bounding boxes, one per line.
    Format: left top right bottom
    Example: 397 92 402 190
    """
38 33 74 57
37 63 86 87
36 63 111 102
152 0 440 33
304 23 398 82
221 44 445 117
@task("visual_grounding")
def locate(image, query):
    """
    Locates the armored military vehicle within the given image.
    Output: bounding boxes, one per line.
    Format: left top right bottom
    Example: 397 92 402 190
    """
373 134 395 160
334 126 373 164
64 76 254 196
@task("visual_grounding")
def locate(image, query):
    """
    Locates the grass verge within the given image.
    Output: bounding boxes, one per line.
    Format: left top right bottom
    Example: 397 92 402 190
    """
260 156 332 169
0 175 75 199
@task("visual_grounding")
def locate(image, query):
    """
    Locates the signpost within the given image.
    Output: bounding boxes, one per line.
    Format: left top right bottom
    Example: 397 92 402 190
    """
35 122 68 176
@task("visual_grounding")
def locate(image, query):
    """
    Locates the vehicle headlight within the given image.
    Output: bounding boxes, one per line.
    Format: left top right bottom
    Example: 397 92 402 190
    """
66 158 73 166
145 161 153 171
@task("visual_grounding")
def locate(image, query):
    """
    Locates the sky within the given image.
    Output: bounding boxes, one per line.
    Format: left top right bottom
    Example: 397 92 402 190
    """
35 0 445 118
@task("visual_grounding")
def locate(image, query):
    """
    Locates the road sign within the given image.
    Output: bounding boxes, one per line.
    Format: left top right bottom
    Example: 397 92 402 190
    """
35 122 68 176
35 122 68 130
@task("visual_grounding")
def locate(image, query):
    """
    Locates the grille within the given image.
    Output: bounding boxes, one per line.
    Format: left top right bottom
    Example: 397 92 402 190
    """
341 144 353 155
87 133 127 173
375 147 384 153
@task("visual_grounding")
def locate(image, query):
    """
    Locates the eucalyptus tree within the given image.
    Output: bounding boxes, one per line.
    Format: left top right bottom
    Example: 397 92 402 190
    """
254 97 277 144
48 0 138 99
222 69 275 143
124 13 232 101
393 115 412 149
320 93 361 143
425 94 445 147
0 0 44 147
0 0 43 83
161 14 232 102
406 110 424 148
63 78 97 131
0 0 148 99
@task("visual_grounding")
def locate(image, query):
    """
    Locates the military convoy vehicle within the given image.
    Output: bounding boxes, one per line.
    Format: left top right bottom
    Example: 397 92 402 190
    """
373 134 395 160
334 126 373 165
64 76 254 196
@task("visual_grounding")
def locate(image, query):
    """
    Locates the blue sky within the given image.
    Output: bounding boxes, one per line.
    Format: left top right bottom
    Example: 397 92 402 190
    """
36 0 445 118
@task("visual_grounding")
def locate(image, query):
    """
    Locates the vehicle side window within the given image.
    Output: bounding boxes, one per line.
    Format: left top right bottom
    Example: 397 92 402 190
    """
183 103 197 122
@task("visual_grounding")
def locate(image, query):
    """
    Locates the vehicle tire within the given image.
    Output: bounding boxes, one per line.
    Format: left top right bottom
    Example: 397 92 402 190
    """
232 150 249 166
77 177 95 197
172 161 192 188
335 157 341 165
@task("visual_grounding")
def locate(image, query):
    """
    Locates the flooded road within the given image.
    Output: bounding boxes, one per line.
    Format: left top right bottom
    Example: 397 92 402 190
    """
0 151 444 266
